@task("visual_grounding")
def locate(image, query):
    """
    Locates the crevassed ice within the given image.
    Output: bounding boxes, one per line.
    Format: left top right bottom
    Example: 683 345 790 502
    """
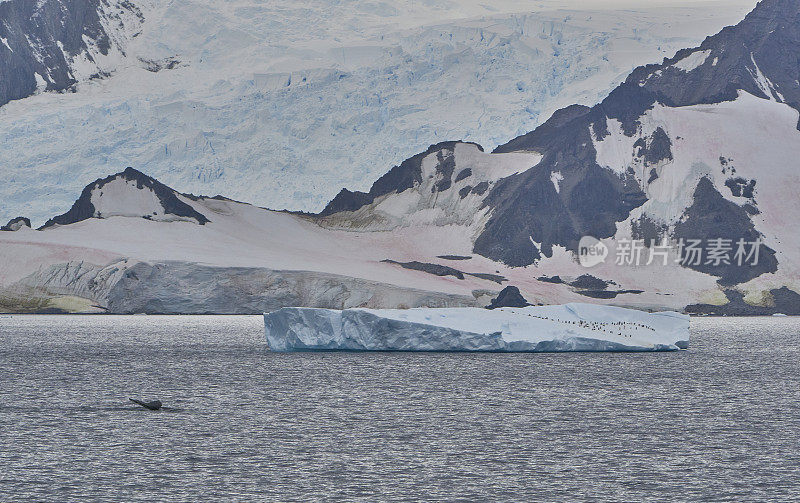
0 3 753 224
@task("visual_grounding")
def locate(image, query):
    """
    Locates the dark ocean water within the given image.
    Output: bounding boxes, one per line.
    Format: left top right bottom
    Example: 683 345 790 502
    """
1 315 799 502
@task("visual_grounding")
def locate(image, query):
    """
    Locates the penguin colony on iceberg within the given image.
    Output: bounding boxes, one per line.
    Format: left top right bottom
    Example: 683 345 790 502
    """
496 308 656 338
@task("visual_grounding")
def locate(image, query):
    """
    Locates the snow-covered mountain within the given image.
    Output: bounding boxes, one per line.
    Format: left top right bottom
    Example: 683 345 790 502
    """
0 0 146 106
3 0 798 316
39 167 210 227
318 0 800 315
0 167 501 313
0 0 756 223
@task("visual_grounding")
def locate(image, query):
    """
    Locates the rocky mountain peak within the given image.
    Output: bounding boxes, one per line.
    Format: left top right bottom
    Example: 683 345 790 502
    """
39 167 209 229
0 0 144 107
594 0 800 136
1 216 32 231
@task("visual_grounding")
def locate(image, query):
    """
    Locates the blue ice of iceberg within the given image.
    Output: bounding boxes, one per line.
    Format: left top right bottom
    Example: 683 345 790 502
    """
264 303 689 352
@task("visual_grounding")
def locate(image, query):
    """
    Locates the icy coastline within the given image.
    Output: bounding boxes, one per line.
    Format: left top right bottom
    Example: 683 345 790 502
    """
264 303 690 352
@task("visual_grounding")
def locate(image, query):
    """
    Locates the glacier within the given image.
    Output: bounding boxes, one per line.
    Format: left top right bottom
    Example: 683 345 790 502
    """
0 0 756 224
264 303 690 352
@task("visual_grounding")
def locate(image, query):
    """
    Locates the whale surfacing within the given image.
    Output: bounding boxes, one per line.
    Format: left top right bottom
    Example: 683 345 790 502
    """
129 398 163 411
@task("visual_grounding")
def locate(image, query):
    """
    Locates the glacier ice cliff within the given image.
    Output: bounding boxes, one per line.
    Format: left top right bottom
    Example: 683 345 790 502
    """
264 303 690 352
3 260 480 314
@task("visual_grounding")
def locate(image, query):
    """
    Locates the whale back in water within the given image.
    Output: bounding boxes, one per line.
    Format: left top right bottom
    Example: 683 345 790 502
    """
129 398 162 410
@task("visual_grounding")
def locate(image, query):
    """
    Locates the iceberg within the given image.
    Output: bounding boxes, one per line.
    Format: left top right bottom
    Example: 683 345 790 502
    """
264 303 690 352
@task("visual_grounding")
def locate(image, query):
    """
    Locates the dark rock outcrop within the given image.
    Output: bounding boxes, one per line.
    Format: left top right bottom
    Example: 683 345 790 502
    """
454 168 472 183
673 177 777 285
634 127 673 165
567 274 642 299
725 177 756 199
617 0 800 130
686 287 800 316
382 259 507 284
432 149 456 193
487 286 530 309
631 215 669 245
1 217 31 231
569 274 612 290
475 117 647 266
382 259 465 280
493 104 592 153
471 181 489 196
575 289 644 299
537 275 564 284
0 0 143 108
467 273 507 284
437 255 472 261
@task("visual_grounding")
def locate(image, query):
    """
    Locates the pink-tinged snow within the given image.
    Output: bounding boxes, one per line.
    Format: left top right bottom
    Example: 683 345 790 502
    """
589 91 800 298
6 91 800 310
648 92 800 240
0 230 122 285
0 187 715 310
0 199 485 297
8 96 789 311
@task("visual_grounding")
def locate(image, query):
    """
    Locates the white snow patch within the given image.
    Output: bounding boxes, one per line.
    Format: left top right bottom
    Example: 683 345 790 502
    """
550 171 564 193
89 177 165 219
748 53 781 101
33 72 47 92
672 49 711 72
591 118 639 175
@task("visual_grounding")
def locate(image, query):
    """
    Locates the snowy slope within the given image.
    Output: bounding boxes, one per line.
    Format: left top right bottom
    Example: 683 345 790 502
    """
0 0 756 224
264 303 690 352
0 150 793 315
5 0 798 317
0 165 701 313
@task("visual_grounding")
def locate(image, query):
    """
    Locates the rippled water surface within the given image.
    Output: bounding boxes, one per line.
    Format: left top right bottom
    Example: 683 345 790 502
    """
1 315 799 501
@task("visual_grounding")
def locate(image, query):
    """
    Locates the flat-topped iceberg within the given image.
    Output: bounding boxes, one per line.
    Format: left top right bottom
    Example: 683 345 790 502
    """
264 303 690 352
